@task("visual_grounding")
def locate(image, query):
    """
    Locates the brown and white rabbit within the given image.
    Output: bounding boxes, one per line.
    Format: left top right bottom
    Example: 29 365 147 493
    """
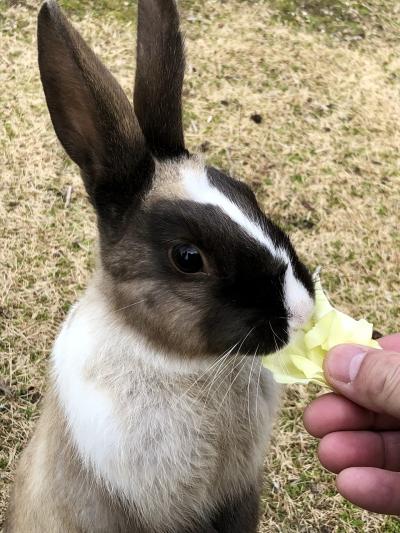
5 1 315 531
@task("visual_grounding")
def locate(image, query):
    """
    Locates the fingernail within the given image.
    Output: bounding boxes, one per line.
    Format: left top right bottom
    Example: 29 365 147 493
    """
325 345 367 383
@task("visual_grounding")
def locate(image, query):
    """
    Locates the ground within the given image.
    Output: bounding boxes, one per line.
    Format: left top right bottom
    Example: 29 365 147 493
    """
1 0 400 531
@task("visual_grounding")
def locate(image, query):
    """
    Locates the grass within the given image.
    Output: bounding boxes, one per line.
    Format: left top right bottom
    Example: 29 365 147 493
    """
1 0 400 530
269 0 397 38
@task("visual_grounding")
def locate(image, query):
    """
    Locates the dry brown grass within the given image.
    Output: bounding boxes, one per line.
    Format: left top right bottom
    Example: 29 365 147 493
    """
1 1 400 530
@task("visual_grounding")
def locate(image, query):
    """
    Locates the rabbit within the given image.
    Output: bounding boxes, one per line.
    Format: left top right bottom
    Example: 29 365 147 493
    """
5 0 315 532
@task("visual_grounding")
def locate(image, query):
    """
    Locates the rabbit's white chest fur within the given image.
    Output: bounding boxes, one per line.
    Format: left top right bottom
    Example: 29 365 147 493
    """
52 284 278 530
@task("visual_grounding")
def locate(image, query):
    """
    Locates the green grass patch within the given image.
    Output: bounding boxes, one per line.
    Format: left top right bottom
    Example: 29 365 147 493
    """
60 0 136 21
268 0 392 39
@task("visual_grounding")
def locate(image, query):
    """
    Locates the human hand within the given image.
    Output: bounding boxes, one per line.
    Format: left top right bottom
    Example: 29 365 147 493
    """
303 334 400 515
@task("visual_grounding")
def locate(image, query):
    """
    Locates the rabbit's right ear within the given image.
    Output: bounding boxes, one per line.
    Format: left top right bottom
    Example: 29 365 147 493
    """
37 1 152 218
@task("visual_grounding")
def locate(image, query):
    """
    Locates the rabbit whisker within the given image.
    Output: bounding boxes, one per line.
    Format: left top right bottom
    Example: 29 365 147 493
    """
114 299 147 313
198 348 235 406
178 340 240 403
247 346 259 444
255 349 262 429
197 325 254 409
217 353 249 412
209 326 255 401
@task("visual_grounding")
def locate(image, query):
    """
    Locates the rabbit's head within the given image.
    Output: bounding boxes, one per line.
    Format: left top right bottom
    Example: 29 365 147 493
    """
38 0 314 358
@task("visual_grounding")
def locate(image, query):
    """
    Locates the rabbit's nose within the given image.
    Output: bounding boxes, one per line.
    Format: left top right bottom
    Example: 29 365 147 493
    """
289 308 312 330
284 264 315 332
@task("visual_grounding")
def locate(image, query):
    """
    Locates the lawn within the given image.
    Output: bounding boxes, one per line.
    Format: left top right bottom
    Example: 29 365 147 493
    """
1 0 400 530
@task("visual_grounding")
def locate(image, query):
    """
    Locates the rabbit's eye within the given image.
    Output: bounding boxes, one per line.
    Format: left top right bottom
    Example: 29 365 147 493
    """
170 244 204 274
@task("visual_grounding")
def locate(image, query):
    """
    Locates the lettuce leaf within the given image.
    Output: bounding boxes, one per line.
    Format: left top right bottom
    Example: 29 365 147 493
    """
262 274 380 386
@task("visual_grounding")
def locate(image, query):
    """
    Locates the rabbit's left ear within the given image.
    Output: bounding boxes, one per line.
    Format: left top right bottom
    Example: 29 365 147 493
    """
134 0 186 158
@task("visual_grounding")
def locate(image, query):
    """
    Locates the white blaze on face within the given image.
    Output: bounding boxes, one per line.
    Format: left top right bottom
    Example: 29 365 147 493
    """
284 263 314 332
180 161 314 333
181 163 287 261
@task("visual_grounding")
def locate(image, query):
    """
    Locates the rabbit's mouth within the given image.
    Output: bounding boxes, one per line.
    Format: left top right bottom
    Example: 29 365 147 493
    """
218 317 290 357
261 318 291 354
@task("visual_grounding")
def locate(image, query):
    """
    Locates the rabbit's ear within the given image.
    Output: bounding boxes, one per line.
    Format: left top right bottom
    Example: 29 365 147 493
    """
37 1 151 216
134 0 186 158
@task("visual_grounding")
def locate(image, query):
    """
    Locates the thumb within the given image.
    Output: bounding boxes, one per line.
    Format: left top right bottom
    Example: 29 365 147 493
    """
324 344 400 419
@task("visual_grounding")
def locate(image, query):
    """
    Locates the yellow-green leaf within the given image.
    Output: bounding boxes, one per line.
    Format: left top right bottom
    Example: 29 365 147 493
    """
262 273 380 387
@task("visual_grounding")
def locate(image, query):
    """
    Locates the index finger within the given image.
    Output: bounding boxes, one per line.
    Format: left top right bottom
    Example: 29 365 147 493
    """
304 393 400 438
